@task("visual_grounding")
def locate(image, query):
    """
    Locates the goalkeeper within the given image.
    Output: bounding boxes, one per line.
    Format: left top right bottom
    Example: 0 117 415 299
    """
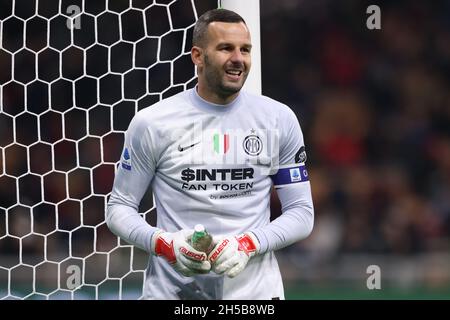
106 8 314 299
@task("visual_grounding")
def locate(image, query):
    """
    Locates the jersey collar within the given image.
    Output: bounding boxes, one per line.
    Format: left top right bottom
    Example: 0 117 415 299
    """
189 86 243 114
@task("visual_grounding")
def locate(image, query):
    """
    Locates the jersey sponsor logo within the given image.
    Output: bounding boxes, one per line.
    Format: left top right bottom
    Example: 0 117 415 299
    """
121 147 131 170
178 141 201 152
243 134 263 156
213 133 229 154
180 167 255 195
295 146 307 163
181 168 254 182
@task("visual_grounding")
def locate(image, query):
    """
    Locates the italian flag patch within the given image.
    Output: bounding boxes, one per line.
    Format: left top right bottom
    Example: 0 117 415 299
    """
213 133 229 154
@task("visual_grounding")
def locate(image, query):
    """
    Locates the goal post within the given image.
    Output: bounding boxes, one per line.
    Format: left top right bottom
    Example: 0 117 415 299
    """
0 0 262 300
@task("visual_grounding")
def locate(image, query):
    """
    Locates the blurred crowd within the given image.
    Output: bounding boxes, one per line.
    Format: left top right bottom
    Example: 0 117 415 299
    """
261 0 450 258
1 0 449 296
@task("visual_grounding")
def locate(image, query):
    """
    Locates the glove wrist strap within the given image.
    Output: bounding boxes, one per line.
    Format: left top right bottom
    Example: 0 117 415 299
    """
236 232 259 256
151 230 177 264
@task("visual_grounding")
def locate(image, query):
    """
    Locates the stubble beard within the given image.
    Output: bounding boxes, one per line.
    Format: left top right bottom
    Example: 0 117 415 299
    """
203 54 248 99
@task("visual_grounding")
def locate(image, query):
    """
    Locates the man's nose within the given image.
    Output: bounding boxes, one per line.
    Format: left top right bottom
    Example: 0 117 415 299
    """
230 48 244 63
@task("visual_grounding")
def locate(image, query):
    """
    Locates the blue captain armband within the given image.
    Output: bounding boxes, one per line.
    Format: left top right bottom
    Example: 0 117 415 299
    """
270 164 309 187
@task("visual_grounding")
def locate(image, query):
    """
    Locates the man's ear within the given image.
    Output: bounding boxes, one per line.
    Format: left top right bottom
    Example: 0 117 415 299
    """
191 46 203 67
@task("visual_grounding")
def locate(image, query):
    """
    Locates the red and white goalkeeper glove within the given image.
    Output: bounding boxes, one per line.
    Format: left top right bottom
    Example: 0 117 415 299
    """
207 232 260 278
151 229 211 277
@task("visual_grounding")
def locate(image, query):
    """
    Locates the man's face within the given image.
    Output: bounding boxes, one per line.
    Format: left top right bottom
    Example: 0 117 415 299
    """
198 22 252 99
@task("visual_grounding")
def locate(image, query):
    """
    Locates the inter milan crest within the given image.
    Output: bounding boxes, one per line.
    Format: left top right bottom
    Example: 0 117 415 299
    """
243 130 263 156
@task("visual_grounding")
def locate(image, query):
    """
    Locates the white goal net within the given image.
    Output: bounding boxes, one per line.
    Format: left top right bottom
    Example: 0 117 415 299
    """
0 0 222 300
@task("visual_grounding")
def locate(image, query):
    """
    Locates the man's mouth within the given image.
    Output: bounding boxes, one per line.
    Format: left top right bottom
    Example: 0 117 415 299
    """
225 70 242 76
225 69 243 80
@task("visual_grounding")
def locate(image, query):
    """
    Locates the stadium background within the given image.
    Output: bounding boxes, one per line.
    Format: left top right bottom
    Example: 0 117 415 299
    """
1 0 449 299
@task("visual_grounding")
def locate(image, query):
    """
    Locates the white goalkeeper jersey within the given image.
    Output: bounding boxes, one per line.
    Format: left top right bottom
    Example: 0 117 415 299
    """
107 87 314 300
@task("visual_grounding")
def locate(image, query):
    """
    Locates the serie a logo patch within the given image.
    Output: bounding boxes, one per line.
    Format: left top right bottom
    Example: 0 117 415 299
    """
289 168 302 182
121 148 131 170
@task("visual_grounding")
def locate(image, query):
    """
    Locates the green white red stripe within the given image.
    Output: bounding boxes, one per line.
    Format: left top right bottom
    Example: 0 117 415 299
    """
213 133 229 154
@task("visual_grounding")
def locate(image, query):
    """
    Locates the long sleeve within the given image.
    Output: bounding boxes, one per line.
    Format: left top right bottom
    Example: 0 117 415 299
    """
250 182 314 253
105 112 159 253
250 105 314 253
